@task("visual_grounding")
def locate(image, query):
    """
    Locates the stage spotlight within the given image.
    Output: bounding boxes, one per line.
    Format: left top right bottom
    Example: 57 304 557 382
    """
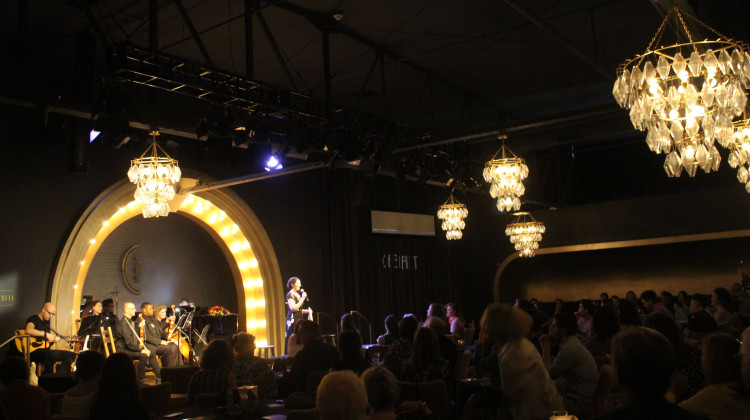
264 155 283 171
89 129 101 143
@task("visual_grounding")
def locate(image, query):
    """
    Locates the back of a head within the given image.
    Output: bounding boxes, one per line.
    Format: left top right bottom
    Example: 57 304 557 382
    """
412 327 441 365
640 290 658 303
702 332 742 385
611 326 676 396
426 316 447 336
341 313 356 331
593 306 620 340
0 357 28 386
97 353 139 402
316 370 368 420
75 350 106 381
644 313 681 351
339 331 363 359
427 303 444 319
554 312 578 336
300 320 321 340
362 366 399 413
691 293 709 309
617 299 642 327
480 303 532 345
714 287 733 311
201 339 234 370
384 315 398 334
232 332 255 353
398 316 419 340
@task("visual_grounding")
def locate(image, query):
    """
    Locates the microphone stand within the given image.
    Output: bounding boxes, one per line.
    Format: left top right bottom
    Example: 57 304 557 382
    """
349 311 373 344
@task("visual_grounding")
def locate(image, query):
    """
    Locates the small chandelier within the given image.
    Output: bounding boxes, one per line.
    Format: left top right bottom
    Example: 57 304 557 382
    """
437 193 468 240
483 139 528 212
613 6 750 177
127 131 181 218
505 212 546 258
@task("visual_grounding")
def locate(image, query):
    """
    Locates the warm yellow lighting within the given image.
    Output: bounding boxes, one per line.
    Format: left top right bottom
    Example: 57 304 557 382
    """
238 261 250 270
505 212 546 258
127 131 181 218
484 140 528 212
249 259 258 267
102 221 110 227
80 261 85 266
90 239 96 244
74 284 78 289
220 227 230 237
231 243 242 253
437 193 468 240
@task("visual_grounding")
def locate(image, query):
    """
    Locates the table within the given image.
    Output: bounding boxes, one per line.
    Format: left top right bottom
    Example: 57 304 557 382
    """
256 344 275 358
158 399 288 419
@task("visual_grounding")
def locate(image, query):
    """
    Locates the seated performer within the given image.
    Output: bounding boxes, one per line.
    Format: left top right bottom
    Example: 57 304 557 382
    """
24 302 76 374
115 302 157 383
143 303 181 369
78 300 104 352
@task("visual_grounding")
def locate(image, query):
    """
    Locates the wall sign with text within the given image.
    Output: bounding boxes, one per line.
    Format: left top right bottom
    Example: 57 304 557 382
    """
381 253 420 270
0 290 15 306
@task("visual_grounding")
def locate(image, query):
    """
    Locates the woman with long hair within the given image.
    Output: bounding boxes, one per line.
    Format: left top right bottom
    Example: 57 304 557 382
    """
336 331 368 375
399 327 450 382
188 339 238 406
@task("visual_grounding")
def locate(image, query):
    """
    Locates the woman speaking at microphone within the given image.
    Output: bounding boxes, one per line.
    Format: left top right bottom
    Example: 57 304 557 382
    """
285 277 312 354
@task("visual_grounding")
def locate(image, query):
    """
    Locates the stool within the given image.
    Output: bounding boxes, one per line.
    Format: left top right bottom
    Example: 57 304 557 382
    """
256 344 275 358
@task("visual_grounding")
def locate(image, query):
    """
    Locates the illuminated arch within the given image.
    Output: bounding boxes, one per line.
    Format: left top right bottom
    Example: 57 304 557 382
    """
50 178 285 349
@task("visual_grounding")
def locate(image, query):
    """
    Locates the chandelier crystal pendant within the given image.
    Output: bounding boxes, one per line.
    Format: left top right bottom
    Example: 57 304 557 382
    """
483 140 528 212
437 193 468 240
613 6 750 178
127 131 181 218
727 119 750 192
505 212 546 258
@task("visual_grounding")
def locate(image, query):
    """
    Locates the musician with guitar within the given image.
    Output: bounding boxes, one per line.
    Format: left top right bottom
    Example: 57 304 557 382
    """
23 302 76 374
115 302 155 382
142 303 180 375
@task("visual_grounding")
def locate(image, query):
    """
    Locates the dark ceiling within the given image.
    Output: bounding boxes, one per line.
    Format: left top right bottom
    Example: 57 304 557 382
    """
3 0 750 210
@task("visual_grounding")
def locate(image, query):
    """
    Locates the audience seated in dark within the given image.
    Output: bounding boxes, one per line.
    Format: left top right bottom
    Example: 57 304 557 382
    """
400 327 451 382
641 290 673 318
341 313 362 341
481 303 563 420
316 370 368 420
377 315 399 345
61 350 106 420
587 305 620 357
599 326 693 420
425 316 456 369
644 313 704 402
741 327 750 393
383 316 419 378
684 296 718 343
445 302 465 339
362 366 433 420
0 356 50 420
426 303 448 328
89 353 148 420
679 332 750 420
286 319 304 357
288 320 340 393
336 331 368 375
188 339 238 406
574 300 594 343
617 299 642 328
231 332 273 399
711 287 734 333
540 312 599 418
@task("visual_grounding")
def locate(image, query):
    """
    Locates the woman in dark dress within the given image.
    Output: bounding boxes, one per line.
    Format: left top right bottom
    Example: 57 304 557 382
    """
285 277 311 352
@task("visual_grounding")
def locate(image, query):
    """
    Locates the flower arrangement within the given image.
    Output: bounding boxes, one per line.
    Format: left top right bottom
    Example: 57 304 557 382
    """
208 305 230 316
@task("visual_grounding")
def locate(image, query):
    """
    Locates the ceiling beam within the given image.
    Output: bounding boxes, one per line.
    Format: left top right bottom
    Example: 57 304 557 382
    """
256 11 298 91
503 0 613 81
173 0 215 68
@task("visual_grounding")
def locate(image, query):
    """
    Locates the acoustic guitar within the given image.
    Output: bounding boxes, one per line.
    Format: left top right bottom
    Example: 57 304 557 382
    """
14 329 75 354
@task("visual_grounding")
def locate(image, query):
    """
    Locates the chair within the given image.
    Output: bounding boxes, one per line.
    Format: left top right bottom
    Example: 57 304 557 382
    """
160 365 200 394
141 381 173 416
99 326 116 356
398 379 454 419
591 364 615 418
286 408 321 420
305 370 330 399
453 350 472 381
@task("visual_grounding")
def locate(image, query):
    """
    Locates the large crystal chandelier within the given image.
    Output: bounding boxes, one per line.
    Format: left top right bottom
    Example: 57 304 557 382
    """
127 131 181 218
437 193 468 240
483 139 528 212
505 212 546 258
613 6 750 177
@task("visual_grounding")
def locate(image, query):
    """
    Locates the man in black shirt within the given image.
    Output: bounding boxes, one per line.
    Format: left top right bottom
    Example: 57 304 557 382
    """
142 303 180 378
24 302 76 374
115 301 155 382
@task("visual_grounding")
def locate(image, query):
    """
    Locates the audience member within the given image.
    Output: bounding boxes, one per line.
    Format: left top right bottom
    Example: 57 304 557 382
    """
540 312 599 417
640 290 673 318
400 327 451 382
231 332 273 398
336 331 368 374
383 316 419 378
426 316 457 368
341 313 362 340
610 295 620 309
288 320 340 393
426 303 448 327
0 357 50 420
362 366 432 420
679 332 750 420
599 327 692 419
445 302 465 339
599 292 609 307
644 313 703 402
689 293 710 314
684 296 718 342
617 299 642 328
574 300 594 342
740 327 750 391
624 290 641 312
286 320 304 357
554 298 564 316
711 287 734 332
481 303 563 420
662 290 688 320
61 350 106 419
587 305 620 357
316 370 368 420
188 339 237 406
377 315 399 345
89 353 148 420
677 290 690 309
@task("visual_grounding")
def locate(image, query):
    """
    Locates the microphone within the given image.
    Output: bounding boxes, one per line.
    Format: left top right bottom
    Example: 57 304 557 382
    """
301 289 311 302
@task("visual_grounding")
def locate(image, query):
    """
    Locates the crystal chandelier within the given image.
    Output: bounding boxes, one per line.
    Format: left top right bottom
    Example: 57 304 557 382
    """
505 212 546 258
613 7 750 177
437 193 468 240
127 131 181 218
483 139 528 212
728 119 750 192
